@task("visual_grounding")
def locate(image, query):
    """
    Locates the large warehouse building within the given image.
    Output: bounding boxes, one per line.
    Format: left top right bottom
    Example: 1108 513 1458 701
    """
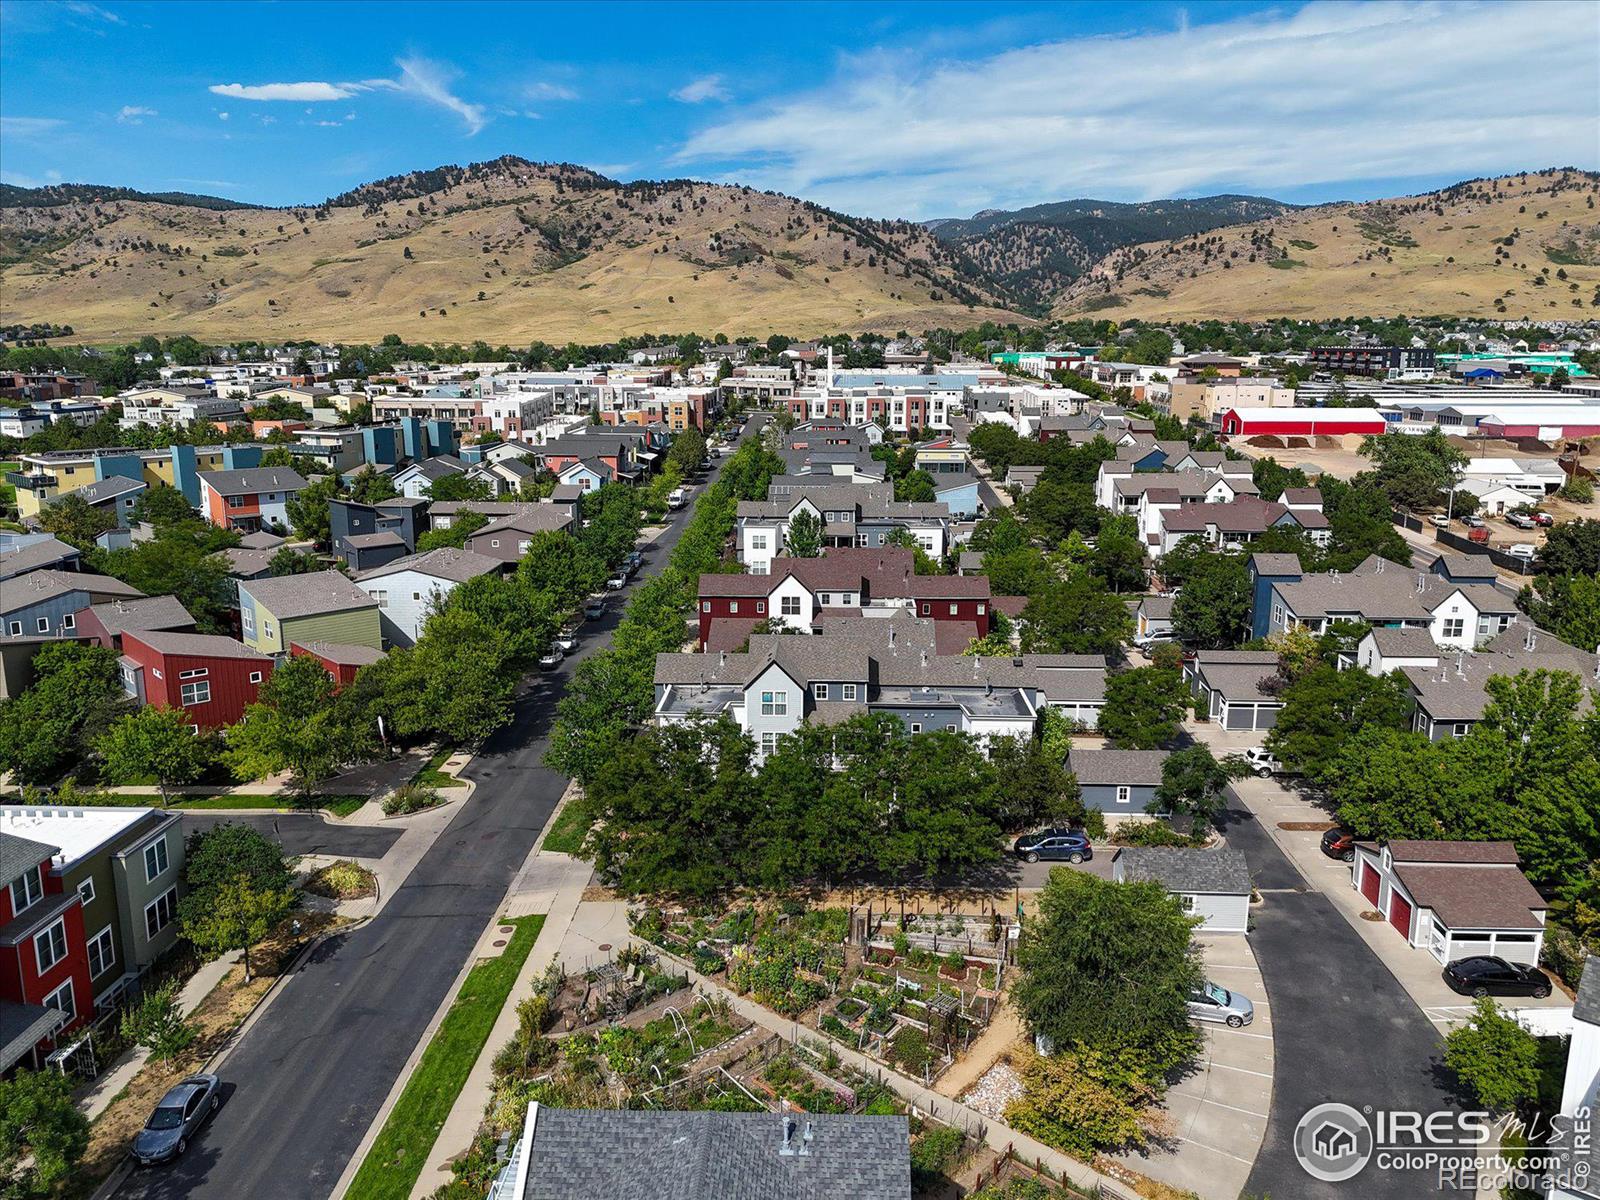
1474 407 1600 440
1218 407 1388 438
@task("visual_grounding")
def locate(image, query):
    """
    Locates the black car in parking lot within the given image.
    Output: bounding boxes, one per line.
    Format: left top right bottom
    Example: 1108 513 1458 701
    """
1443 955 1552 998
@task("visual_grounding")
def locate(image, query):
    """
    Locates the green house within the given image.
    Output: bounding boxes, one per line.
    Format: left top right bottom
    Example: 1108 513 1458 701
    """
237 570 382 656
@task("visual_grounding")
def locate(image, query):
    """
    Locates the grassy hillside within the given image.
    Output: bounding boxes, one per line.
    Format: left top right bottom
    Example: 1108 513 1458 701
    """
0 156 1021 344
1054 169 1600 321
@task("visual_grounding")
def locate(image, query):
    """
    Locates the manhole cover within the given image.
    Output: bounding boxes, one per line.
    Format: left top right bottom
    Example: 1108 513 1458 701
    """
598 943 612 951
493 939 507 948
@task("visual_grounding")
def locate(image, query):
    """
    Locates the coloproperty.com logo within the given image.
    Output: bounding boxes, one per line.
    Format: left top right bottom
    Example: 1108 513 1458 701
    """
1295 1103 1593 1191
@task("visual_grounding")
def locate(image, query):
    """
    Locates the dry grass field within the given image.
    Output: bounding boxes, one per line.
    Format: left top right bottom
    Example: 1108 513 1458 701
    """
1055 169 1600 322
1 158 1020 344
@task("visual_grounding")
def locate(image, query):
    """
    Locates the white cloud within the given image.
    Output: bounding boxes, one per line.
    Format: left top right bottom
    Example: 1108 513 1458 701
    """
675 0 1600 218
525 81 577 101
358 57 485 134
63 2 125 25
671 74 730 104
315 120 343 128
0 116 65 138
116 105 156 124
218 111 230 121
209 81 357 102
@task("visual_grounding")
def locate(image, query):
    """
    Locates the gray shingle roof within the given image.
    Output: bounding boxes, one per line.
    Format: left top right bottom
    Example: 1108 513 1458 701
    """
1368 627 1440 658
52 473 144 506
1069 748 1169 787
124 630 271 661
240 570 377 620
1 569 143 614
1116 847 1251 895
0 536 81 580
199 467 308 495
357 547 503 585
85 594 195 637
1575 956 1600 1025
0 831 58 888
520 1107 911 1200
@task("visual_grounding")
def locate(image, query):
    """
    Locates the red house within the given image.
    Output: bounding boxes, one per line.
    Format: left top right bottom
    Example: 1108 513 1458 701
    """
1 830 92 1071
119 630 274 729
291 640 385 689
696 547 993 650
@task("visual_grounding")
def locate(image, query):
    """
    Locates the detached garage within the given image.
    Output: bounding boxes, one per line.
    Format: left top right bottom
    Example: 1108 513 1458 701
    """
1186 650 1284 732
1351 840 1547 965
1113 847 1252 933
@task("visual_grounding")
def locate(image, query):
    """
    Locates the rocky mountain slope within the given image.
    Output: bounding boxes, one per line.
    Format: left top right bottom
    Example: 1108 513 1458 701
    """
0 157 1020 344
1053 169 1600 321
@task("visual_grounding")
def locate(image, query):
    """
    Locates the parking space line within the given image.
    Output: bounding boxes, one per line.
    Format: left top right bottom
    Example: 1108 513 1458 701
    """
1169 1091 1270 1119
1208 1061 1274 1079
1213 1028 1272 1040
1176 1135 1259 1165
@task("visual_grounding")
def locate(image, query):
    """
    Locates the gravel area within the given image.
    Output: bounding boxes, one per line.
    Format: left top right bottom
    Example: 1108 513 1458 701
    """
959 1059 1024 1120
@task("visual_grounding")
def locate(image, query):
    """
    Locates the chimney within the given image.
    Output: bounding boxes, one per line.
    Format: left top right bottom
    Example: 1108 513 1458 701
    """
1416 574 1425 595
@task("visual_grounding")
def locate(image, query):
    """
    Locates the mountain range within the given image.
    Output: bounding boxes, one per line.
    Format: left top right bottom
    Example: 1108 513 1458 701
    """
1 161 1595 343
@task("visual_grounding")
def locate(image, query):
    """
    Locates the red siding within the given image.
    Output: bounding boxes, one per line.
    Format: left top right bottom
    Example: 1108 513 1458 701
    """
697 596 769 644
121 634 272 728
0 852 93 1050
910 596 991 637
1220 411 1387 437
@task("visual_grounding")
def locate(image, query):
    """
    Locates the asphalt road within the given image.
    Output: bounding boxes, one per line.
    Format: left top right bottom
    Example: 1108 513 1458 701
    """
113 425 758 1200
1220 794 1471 1199
178 813 401 860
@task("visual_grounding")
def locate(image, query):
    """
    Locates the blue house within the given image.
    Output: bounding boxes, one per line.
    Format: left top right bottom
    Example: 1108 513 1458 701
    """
1247 552 1304 641
1068 748 1170 814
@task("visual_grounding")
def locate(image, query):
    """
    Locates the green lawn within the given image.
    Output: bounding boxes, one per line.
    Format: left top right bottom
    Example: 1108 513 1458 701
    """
539 796 595 857
320 795 370 818
344 914 545 1200
410 746 466 789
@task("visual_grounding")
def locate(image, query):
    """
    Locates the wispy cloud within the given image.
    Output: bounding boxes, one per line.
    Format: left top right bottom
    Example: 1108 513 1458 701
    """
116 105 156 124
675 0 1600 218
63 2 125 26
0 116 65 139
671 74 730 104
2 168 62 188
209 81 358 102
525 81 578 101
379 56 486 135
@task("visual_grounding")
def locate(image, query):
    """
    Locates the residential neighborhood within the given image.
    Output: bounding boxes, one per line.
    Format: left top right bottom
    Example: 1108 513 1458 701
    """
1 10 1599 1200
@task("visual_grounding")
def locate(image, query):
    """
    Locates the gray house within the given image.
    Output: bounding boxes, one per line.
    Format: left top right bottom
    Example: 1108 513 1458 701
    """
1068 748 1169 813
1112 847 1252 933
1186 650 1282 732
1 569 143 640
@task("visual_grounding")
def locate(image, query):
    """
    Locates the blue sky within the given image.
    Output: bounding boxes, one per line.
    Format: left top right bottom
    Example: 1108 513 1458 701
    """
1 0 1596 219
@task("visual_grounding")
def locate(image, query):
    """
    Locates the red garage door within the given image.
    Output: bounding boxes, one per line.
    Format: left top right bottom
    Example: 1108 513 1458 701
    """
1360 861 1381 906
1389 892 1413 940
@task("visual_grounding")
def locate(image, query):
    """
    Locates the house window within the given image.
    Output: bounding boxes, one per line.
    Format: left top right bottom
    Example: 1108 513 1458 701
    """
178 667 208 680
77 877 95 905
145 887 178 939
813 683 828 700
920 603 931 615
977 604 986 615
842 593 855 605
490 539 501 548
43 979 75 1021
1271 603 1284 626
7 621 20 636
1116 785 1132 804
61 612 75 630
371 590 388 608
143 838 169 882
87 927 115 978
10 865 42 914
262 621 274 640
35 919 68 973
760 732 777 758
241 608 254 634
843 683 858 701
1442 618 1465 639
857 533 870 546
949 604 959 616
249 671 263 684
180 680 211 706
760 690 787 716
1452 722 1470 738
781 596 802 616
1178 894 1196 913
413 592 423 602
752 534 769 551
701 601 711 613
730 601 739 615
36 616 49 633
910 722 922 733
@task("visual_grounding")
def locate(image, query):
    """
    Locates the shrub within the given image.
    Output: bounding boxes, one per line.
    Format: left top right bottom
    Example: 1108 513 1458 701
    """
382 783 443 815
892 1027 933 1076
909 1124 967 1188
1110 820 1196 848
1542 924 1592 988
302 859 375 899
119 979 195 1062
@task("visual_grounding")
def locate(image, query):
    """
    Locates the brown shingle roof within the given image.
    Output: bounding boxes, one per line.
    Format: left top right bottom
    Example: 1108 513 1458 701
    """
1391 863 1546 929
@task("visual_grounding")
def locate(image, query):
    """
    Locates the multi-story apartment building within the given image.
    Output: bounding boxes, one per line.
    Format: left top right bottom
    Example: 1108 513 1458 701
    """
1307 345 1436 379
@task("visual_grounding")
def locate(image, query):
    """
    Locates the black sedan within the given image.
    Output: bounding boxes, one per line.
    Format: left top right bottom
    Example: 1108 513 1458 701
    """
1443 955 1553 998
1013 829 1093 864
1320 828 1358 862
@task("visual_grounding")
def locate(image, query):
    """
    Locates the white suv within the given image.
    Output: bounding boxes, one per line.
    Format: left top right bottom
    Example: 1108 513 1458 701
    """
1242 747 1284 777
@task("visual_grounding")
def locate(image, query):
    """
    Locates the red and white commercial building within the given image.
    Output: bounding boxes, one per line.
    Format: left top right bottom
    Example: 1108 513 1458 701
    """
1350 840 1547 965
1218 407 1388 439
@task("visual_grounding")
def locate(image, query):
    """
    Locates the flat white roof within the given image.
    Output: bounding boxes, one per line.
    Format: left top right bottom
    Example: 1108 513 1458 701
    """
1 806 157 868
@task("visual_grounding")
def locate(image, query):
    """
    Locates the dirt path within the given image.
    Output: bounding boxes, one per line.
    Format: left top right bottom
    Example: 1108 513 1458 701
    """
933 996 1022 1098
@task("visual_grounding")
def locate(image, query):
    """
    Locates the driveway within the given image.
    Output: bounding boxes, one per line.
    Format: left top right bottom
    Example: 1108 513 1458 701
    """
178 812 400 861
110 425 762 1200
1219 796 1467 1199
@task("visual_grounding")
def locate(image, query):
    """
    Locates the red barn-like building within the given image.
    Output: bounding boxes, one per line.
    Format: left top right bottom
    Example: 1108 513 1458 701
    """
1218 407 1388 438
0 830 92 1069
119 630 274 729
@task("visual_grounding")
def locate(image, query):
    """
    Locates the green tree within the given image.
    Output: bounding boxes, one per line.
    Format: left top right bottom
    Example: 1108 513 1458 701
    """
1098 666 1189 749
1090 515 1147 593
515 530 606 612
986 734 1085 830
1025 476 1099 545
0 642 130 783
1443 997 1540 1112
1020 574 1133 655
1538 518 1600 577
183 821 294 896
425 473 493 503
1267 663 1413 781
895 470 937 504
666 428 707 476
182 875 295 982
94 532 237 633
0 1069 89 1194
415 508 488 553
37 492 117 548
1522 572 1600 648
1170 554 1252 648
1357 428 1467 510
118 979 196 1061
347 467 398 504
784 507 824 558
1013 869 1200 1070
99 706 214 806
223 654 347 797
285 474 345 543
131 483 198 528
1153 745 1237 831
1251 456 1311 502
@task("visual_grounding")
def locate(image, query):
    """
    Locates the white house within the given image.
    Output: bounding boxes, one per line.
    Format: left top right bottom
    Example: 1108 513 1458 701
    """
353 548 504 647
1549 960 1598 1200
1111 848 1251 933
1350 840 1547 965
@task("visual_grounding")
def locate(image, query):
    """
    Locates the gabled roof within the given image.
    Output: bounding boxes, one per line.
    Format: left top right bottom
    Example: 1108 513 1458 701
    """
1367 626 1440 659
239 570 377 620
293 640 385 667
238 530 286 550
1069 748 1168 787
0 536 81 580
469 506 574 538
85 594 195 637
1391 861 1546 929
1387 840 1520 864
1115 847 1251 895
357 547 503 584
124 630 271 661
54 474 144 506
1 569 142 614
0 831 59 888
199 467 308 495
